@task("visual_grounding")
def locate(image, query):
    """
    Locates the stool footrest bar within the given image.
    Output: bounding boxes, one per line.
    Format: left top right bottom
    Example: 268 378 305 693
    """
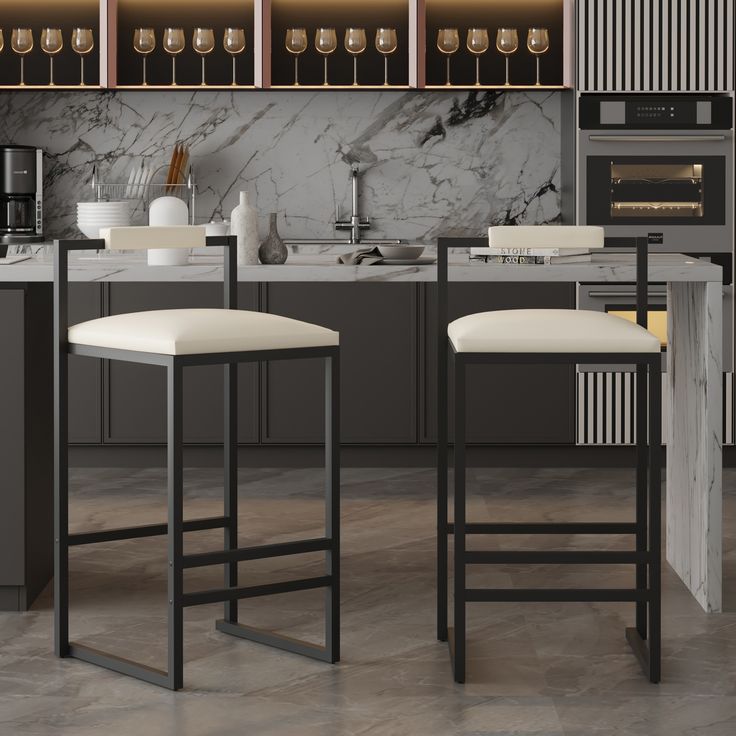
182 537 331 569
216 620 335 663
182 575 332 607
465 588 651 602
465 550 652 565
447 522 638 535
68 642 171 689
69 516 229 546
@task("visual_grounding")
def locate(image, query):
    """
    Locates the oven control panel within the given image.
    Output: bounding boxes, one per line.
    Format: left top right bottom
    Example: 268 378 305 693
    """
580 94 733 130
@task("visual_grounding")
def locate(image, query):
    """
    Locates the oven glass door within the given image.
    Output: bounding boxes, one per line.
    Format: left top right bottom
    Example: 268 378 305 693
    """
586 155 726 227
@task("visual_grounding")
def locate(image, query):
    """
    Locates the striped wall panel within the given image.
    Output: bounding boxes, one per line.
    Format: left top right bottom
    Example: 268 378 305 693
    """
576 371 734 445
579 0 735 92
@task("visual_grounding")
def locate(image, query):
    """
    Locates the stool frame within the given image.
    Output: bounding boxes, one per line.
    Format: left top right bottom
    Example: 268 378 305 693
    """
54 237 340 690
436 236 661 684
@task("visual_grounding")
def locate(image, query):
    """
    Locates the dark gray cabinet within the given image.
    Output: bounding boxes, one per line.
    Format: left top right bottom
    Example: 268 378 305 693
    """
420 283 576 444
68 284 103 444
262 284 417 444
105 284 259 444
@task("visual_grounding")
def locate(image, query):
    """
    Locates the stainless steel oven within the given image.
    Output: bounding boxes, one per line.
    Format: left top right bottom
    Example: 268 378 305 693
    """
577 94 733 253
574 93 734 445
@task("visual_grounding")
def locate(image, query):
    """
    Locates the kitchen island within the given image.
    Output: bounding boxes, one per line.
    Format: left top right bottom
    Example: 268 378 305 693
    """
0 249 723 613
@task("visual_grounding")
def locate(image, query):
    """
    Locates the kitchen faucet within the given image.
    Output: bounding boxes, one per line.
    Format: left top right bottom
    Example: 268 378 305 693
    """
335 163 371 244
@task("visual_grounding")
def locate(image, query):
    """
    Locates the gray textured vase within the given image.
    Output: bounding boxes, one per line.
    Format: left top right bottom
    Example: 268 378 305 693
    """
259 213 288 264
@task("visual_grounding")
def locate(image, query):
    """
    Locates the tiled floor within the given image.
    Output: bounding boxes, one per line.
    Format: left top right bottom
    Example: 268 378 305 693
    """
1 467 735 735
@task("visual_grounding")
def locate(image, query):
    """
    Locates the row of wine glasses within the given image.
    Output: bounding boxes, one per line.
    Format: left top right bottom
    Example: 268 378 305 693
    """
0 27 94 86
285 28 398 86
132 28 246 86
437 27 550 86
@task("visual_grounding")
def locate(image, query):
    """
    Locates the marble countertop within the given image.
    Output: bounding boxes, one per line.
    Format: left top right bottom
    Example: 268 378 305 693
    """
0 252 723 283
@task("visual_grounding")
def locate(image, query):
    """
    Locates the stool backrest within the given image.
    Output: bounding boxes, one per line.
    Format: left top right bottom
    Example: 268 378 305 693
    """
436 233 651 348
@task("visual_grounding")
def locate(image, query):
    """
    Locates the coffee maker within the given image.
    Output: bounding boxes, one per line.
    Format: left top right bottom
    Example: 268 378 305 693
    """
0 145 43 250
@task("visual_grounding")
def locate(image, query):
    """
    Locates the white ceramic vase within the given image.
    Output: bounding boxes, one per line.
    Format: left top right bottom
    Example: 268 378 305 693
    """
231 191 259 266
148 196 190 266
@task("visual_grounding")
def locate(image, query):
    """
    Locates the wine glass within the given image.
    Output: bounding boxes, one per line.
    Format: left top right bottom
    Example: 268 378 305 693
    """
375 28 397 86
193 28 215 86
163 28 185 86
345 28 367 87
466 28 489 86
41 28 63 86
71 28 94 86
133 28 155 86
0 29 4 54
527 27 550 85
11 29 33 86
436 29 459 86
285 28 307 86
315 28 337 86
223 28 246 86
496 28 519 86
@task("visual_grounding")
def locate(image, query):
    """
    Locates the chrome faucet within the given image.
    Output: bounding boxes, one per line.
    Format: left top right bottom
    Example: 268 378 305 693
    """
335 163 371 244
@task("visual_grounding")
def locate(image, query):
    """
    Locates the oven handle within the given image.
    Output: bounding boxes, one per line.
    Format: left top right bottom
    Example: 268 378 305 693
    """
588 134 727 143
586 290 667 298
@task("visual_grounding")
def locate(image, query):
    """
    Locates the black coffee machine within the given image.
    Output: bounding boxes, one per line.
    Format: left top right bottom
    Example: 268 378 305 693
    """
0 145 43 256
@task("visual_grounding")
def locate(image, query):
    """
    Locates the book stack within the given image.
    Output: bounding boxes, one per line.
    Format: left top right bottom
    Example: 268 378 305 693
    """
470 245 593 264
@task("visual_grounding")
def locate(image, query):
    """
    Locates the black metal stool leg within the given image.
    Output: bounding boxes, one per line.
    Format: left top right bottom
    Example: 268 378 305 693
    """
451 355 466 683
648 360 662 683
437 335 449 642
224 362 239 625
54 324 70 658
635 363 648 639
167 360 184 691
325 353 341 662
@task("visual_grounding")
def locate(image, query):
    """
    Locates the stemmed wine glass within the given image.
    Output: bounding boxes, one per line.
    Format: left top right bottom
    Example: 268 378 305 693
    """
71 28 94 86
193 28 215 86
163 28 185 86
527 27 550 85
11 29 33 86
133 28 155 86
345 28 367 87
41 28 63 86
496 28 519 86
315 28 337 86
436 28 459 86
223 28 246 86
375 28 397 86
466 28 489 87
285 28 307 86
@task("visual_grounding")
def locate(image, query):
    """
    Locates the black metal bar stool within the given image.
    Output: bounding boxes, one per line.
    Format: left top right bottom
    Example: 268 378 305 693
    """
54 233 340 690
436 228 662 684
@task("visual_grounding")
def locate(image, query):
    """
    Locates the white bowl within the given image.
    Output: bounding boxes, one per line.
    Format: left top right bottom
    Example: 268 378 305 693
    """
77 223 107 239
377 244 425 260
78 216 131 223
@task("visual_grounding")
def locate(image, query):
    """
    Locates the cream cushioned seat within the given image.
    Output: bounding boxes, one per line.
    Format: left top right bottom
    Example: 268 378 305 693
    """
68 308 339 356
448 309 660 354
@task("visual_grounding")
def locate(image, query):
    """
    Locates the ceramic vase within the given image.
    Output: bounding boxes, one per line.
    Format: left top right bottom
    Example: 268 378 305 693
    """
148 196 190 266
231 191 259 266
259 213 288 265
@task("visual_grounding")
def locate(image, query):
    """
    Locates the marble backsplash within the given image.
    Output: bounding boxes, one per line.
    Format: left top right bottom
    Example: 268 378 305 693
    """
0 89 561 245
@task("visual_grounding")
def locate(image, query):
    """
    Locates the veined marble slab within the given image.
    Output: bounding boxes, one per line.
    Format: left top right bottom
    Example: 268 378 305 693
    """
0 253 722 284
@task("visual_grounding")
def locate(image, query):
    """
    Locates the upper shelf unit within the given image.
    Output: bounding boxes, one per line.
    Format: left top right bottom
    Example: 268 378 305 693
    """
0 0 575 90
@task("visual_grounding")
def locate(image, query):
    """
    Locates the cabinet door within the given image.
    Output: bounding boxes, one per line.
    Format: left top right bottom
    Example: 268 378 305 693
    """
105 284 259 444
421 283 576 444
69 284 103 444
262 284 417 444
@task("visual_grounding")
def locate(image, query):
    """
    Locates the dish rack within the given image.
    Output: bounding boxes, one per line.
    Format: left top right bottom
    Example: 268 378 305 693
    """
90 164 197 225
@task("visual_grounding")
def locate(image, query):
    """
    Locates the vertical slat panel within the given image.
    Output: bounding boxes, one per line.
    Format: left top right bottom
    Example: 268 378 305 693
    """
598 0 606 90
680 0 688 90
616 0 624 89
607 0 615 89
643 0 651 91
653 0 660 90
726 0 733 90
663 0 670 89
690 0 697 90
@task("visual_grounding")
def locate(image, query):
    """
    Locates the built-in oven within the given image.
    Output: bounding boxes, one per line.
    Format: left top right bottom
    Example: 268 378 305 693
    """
577 94 733 252
575 93 735 445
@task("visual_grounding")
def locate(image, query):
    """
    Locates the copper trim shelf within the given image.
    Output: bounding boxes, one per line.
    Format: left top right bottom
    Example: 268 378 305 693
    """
0 1 574 91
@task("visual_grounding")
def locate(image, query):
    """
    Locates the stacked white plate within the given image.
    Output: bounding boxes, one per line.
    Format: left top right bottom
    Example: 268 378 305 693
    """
77 201 131 239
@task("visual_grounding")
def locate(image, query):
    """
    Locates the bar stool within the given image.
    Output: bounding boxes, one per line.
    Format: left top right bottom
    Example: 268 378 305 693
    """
436 227 662 684
53 233 340 690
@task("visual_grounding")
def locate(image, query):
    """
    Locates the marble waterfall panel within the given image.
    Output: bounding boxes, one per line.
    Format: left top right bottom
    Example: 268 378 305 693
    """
0 90 561 244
